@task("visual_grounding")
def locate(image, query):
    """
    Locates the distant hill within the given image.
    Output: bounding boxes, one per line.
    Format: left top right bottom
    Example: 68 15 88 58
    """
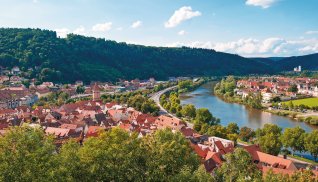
275 53 318 71
267 57 287 61
0 28 274 83
249 58 275 66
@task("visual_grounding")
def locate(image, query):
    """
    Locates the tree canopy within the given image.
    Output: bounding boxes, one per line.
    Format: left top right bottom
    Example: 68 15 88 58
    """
0 28 274 83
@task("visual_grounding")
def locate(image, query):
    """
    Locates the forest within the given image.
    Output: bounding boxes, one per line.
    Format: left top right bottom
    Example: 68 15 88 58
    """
0 28 276 83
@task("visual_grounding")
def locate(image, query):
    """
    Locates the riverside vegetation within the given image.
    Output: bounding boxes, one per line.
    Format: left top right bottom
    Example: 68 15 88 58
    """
214 76 318 126
160 80 318 162
214 76 263 109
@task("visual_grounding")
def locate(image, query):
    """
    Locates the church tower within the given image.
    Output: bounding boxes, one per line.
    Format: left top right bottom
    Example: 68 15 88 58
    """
92 83 101 101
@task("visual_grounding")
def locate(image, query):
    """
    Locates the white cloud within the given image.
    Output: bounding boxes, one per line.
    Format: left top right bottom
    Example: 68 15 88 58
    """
116 27 123 31
55 28 70 38
178 30 186 36
166 37 318 57
92 22 112 32
246 0 277 9
73 26 86 35
33 0 38 3
131 21 142 29
165 6 201 28
306 30 318 35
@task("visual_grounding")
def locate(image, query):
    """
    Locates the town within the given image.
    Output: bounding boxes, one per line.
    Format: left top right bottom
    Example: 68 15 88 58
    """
236 75 318 104
0 66 318 180
222 75 318 126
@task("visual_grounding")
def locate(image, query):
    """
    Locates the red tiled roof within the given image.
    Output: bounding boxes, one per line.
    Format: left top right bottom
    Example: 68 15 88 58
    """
45 127 70 137
205 151 223 165
86 126 105 137
119 123 132 132
243 145 297 171
155 115 185 130
190 143 209 159
180 127 195 137
60 124 78 130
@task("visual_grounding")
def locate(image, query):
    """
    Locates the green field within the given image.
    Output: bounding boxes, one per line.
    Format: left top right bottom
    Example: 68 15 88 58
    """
283 98 318 107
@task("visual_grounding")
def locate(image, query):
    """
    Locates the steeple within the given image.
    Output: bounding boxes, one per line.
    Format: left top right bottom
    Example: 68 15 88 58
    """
92 83 100 101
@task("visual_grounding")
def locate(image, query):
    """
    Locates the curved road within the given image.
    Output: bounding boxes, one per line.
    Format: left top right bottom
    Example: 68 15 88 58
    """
150 86 193 128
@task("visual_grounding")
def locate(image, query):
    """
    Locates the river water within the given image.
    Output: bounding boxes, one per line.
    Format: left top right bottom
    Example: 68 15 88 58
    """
180 82 317 132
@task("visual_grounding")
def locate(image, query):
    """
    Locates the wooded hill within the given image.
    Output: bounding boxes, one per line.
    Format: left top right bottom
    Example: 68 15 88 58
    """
0 28 317 83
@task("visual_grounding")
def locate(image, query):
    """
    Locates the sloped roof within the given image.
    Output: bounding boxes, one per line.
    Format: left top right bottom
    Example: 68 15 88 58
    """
45 127 70 137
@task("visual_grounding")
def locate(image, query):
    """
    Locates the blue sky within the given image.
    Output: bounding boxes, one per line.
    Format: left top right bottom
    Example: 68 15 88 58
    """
0 0 318 57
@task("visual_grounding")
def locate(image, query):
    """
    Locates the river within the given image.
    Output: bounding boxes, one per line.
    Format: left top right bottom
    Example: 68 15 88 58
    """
180 82 317 132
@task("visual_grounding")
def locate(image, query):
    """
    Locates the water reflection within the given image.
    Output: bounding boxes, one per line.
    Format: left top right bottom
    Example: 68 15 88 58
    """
180 82 317 132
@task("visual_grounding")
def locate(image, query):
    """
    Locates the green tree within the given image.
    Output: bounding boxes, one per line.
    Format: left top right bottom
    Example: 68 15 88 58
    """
288 84 298 93
78 127 146 181
215 148 261 182
255 124 282 156
288 100 294 110
140 99 159 115
75 85 85 94
239 126 255 142
178 80 193 90
142 129 200 181
281 126 305 154
271 96 281 103
290 169 317 182
58 140 87 181
0 127 57 181
263 169 289 182
181 104 196 118
226 122 239 134
195 108 219 125
172 165 215 182
304 130 318 161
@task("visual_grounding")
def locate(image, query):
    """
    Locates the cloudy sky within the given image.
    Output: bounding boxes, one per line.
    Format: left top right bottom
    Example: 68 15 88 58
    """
0 0 318 57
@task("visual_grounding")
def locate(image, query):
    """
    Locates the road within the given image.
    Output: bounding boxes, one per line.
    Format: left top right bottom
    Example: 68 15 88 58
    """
150 86 194 128
70 92 114 99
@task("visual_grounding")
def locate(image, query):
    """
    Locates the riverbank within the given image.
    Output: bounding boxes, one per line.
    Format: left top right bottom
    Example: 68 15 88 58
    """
215 93 318 127
265 109 318 126
181 82 316 131
213 77 318 127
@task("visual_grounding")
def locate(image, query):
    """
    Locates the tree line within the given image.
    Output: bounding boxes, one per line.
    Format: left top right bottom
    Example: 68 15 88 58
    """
0 126 317 182
214 76 263 109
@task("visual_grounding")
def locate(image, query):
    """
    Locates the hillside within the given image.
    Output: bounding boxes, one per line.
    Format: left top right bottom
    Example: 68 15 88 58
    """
275 53 318 71
1 28 274 83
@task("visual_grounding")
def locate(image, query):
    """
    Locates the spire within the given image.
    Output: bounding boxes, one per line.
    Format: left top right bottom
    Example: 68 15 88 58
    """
92 83 100 91
92 83 101 101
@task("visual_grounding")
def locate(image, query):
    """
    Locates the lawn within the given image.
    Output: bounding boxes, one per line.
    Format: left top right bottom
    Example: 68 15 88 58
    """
283 98 318 107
